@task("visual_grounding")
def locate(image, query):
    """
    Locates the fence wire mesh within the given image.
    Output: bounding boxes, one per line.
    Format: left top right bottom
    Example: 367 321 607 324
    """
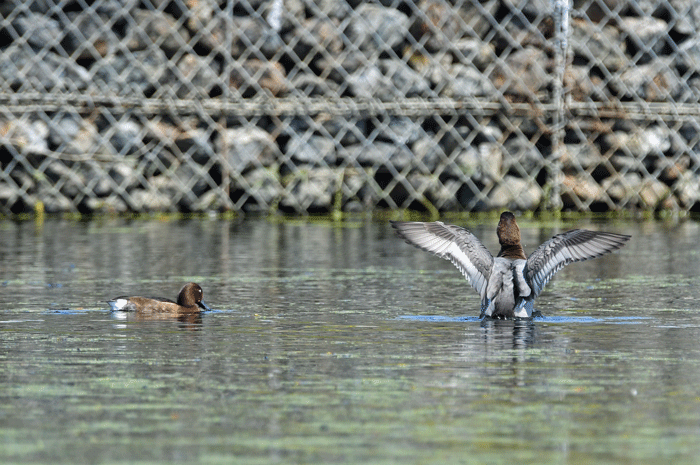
1 0 699 215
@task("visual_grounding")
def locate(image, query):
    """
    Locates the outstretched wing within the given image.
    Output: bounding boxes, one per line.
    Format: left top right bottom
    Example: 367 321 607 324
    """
525 229 630 298
391 221 494 299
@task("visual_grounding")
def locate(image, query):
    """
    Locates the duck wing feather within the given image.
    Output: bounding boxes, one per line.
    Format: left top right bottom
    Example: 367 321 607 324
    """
391 221 494 300
525 229 630 298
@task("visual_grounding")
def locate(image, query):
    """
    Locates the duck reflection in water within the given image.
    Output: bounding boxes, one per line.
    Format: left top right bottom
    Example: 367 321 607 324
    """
392 212 630 319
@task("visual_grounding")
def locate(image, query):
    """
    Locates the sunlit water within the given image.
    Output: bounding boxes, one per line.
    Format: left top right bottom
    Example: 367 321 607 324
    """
1 216 700 464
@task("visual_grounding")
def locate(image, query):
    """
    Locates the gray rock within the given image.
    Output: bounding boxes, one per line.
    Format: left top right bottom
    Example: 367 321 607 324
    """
198 15 284 59
339 142 414 170
126 9 191 56
619 17 669 64
281 167 338 211
379 117 425 146
604 126 672 160
287 135 337 166
12 13 61 48
486 176 542 211
108 120 144 156
502 137 545 175
434 62 494 98
603 173 670 208
347 4 409 52
378 60 435 98
0 47 90 91
61 11 114 59
43 161 84 199
477 142 503 182
675 174 700 208
236 168 280 212
560 143 606 172
287 17 344 63
49 117 103 156
492 47 551 98
288 74 341 98
346 64 397 100
219 127 278 173
1 119 50 156
609 59 683 101
570 19 627 72
128 187 174 211
565 66 610 102
451 39 495 71
320 118 366 146
93 49 169 96
175 54 223 98
230 60 288 97
561 174 608 208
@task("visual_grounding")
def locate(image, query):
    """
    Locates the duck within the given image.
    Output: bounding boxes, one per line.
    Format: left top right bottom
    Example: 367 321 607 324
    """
107 282 211 315
391 212 630 319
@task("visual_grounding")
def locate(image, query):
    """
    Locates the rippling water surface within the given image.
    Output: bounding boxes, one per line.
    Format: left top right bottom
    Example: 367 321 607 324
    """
1 215 699 464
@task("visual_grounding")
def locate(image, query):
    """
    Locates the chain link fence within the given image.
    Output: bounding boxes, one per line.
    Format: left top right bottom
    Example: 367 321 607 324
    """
1 0 699 215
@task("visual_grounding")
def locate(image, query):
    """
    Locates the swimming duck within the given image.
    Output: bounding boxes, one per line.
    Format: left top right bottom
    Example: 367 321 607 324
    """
107 282 211 314
391 212 630 319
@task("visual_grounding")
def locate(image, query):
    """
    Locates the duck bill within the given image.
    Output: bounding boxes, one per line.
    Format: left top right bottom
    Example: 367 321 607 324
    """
198 300 212 312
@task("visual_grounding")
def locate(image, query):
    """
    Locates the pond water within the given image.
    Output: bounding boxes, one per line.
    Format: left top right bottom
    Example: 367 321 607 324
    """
1 215 699 464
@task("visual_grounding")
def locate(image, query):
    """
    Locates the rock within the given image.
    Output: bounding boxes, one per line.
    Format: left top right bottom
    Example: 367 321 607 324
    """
230 60 288 97
288 74 341 98
491 47 550 98
12 13 61 48
287 134 336 166
378 117 424 146
609 59 683 101
93 49 169 96
409 0 496 50
675 174 700 208
561 174 607 208
0 47 90 91
434 62 494 98
43 161 84 199
570 19 627 72
175 54 222 98
604 126 672 161
564 66 610 102
1 119 50 155
288 17 343 63
502 137 545 175
560 143 606 172
619 17 669 64
234 167 280 212
486 176 542 211
49 117 102 156
451 39 495 70
666 0 700 36
281 167 338 212
346 4 409 52
339 142 414 170
126 9 191 56
61 11 112 59
106 120 144 156
603 173 670 208
128 188 174 211
378 60 435 98
219 127 277 173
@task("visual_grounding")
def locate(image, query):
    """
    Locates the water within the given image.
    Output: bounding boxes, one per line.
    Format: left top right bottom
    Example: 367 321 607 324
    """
1 215 700 464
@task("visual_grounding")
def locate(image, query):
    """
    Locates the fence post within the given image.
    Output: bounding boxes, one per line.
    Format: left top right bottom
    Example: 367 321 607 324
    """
549 0 571 211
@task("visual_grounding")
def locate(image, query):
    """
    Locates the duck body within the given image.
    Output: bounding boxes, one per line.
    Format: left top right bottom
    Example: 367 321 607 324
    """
391 212 630 319
107 282 211 314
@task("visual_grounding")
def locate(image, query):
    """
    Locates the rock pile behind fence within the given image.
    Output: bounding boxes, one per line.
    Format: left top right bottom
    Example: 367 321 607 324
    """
1 0 699 215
